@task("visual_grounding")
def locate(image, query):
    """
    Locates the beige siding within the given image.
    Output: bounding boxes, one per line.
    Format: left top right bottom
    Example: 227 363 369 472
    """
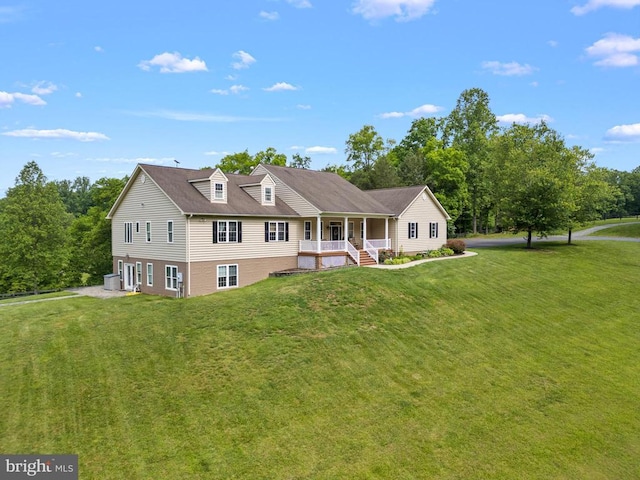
392 192 448 254
253 165 319 216
191 180 211 201
190 256 297 297
241 184 262 203
111 171 187 263
189 216 302 262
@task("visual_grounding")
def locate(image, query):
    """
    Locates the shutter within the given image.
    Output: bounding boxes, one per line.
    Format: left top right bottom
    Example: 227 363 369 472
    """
265 222 269 242
212 221 218 244
416 222 419 239
408 223 411 239
285 222 289 242
238 222 242 243
435 223 438 238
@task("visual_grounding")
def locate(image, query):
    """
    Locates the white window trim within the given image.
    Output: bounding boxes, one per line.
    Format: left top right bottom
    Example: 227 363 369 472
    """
263 186 274 204
214 182 225 200
124 222 133 244
217 264 239 290
430 222 439 239
165 265 178 291
146 263 153 287
304 221 312 241
348 221 354 240
117 260 123 280
409 222 418 239
167 220 174 244
268 221 287 242
135 262 142 286
217 220 239 243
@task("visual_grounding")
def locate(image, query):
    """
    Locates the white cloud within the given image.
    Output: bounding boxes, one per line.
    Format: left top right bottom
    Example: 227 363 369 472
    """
50 151 78 158
138 52 208 73
0 5 25 23
0 91 46 108
590 147 605 154
379 103 443 119
352 0 436 21
548 40 559 48
297 104 312 110
289 145 305 150
94 46 104 53
259 11 279 20
2 128 110 141
497 113 553 125
605 123 640 142
286 0 312 8
481 61 537 76
75 92 82 98
127 109 284 123
232 50 256 70
586 33 640 67
263 82 299 92
204 150 231 156
211 85 249 95
305 146 337 154
31 81 57 95
571 0 640 15
91 157 174 165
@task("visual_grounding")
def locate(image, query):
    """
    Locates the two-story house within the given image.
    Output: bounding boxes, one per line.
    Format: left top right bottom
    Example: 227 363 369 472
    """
107 163 450 297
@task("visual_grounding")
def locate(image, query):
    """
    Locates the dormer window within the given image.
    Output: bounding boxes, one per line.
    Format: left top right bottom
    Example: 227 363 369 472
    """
264 186 273 203
214 182 225 200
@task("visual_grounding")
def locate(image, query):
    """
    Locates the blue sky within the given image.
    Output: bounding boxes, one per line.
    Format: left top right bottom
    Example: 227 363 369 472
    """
1 0 639 195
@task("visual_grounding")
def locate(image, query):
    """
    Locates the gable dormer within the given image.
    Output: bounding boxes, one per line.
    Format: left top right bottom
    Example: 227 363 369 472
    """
261 175 276 206
209 168 228 204
238 173 276 206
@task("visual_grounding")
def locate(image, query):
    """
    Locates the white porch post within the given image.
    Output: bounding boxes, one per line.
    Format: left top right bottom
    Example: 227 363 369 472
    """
316 216 322 253
344 216 348 251
385 217 389 249
363 217 367 246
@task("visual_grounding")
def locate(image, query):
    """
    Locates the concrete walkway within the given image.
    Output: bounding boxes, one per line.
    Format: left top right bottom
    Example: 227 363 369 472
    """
368 251 478 270
0 285 127 308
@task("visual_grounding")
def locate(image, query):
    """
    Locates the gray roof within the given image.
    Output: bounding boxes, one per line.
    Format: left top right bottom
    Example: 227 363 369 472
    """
366 185 426 216
261 164 394 215
135 164 299 217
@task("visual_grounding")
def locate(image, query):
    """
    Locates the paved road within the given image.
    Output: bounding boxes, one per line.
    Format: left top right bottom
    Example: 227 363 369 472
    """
464 222 640 248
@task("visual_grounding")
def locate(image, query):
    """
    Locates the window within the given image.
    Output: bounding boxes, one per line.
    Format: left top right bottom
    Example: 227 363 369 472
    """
118 260 123 279
264 186 273 203
136 262 142 286
146 222 151 242
124 222 133 243
213 221 242 243
348 222 354 240
167 220 174 243
408 222 418 239
321 221 324 240
429 222 439 238
214 182 224 200
265 221 288 242
146 263 153 286
360 221 364 239
217 264 238 289
165 265 178 290
304 221 312 240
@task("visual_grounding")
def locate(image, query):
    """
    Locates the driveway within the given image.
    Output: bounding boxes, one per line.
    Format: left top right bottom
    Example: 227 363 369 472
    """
463 222 640 248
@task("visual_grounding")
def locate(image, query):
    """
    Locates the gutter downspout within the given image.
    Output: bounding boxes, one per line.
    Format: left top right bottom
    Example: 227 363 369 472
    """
187 214 192 298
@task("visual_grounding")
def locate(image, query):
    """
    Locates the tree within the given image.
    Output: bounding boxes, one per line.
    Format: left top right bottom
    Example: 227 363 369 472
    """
289 153 311 169
254 147 287 167
369 156 401 189
489 123 579 248
345 125 385 190
0 161 72 293
216 150 255 174
444 88 498 234
423 143 469 224
54 176 92 216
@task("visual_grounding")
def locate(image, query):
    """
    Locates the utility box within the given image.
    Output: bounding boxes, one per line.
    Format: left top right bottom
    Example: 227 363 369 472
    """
104 273 120 291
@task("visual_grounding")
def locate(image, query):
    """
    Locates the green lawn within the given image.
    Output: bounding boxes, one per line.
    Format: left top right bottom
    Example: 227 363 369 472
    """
590 223 640 238
1 242 639 479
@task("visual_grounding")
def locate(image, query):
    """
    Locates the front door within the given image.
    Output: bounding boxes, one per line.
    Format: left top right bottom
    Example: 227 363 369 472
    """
330 223 342 241
124 263 135 291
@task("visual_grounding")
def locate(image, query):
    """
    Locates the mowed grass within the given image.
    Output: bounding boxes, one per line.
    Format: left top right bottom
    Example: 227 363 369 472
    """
591 222 640 238
0 291 77 305
1 242 639 479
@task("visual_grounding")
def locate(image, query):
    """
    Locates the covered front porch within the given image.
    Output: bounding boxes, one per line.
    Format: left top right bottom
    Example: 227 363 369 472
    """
298 215 391 268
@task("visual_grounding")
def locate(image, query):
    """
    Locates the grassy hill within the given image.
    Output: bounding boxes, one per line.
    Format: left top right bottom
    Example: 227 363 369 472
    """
1 241 639 479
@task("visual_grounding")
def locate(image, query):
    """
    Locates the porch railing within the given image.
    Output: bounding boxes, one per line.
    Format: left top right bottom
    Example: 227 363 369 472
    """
364 240 379 265
367 239 390 250
346 241 360 266
299 238 389 253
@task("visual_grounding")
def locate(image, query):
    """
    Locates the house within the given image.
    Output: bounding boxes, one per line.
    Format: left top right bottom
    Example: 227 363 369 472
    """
106 163 450 297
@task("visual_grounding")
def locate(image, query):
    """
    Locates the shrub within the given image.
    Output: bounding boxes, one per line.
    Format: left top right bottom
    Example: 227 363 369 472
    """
378 249 394 263
439 247 455 256
428 250 442 258
445 239 466 254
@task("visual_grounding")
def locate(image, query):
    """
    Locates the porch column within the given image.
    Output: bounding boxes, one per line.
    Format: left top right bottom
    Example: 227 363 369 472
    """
385 217 389 249
316 215 322 253
363 217 367 247
344 216 348 251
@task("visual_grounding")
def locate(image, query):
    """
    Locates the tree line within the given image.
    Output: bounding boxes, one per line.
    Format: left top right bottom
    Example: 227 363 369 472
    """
1 87 638 293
